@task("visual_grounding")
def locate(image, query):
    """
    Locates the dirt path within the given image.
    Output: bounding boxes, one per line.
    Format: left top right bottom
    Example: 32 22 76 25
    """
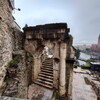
72 67 97 100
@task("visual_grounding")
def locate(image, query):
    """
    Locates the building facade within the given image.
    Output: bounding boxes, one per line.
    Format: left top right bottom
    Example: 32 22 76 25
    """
91 34 100 52
90 62 100 72
98 34 100 49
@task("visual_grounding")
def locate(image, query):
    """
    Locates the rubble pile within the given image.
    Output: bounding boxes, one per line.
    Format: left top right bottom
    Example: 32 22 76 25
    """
0 64 19 97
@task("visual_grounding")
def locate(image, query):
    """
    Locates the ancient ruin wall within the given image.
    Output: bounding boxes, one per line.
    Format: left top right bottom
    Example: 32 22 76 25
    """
0 0 22 68
0 0 14 67
23 23 73 96
0 0 22 90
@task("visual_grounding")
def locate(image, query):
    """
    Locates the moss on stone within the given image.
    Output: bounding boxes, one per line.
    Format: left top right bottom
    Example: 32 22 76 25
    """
7 56 20 67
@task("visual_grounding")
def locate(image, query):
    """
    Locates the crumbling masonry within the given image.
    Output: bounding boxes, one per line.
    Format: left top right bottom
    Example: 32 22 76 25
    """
23 23 75 99
0 0 75 100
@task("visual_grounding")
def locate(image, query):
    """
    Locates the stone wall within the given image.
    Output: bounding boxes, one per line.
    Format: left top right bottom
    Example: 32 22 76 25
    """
15 51 28 99
0 0 22 93
12 21 23 50
23 24 68 84
0 0 22 68
0 21 74 99
0 0 14 89
0 1 75 99
0 50 28 99
23 23 74 97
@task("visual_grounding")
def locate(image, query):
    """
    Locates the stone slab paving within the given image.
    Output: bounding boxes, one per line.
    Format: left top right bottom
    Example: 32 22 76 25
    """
28 84 54 100
72 67 97 100
0 96 29 100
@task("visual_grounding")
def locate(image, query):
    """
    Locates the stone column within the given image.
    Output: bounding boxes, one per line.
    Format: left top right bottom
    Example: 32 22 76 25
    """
53 42 60 58
59 43 67 96
32 56 41 81
53 42 60 89
68 64 73 100
53 59 59 89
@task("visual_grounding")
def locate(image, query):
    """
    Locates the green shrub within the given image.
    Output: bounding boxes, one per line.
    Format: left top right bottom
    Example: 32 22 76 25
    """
7 56 20 67
73 64 77 68
81 63 90 69
87 59 94 63
68 34 73 39
56 92 60 100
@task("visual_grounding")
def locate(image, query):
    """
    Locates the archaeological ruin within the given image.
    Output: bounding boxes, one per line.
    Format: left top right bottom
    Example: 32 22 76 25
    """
23 23 75 98
0 0 76 100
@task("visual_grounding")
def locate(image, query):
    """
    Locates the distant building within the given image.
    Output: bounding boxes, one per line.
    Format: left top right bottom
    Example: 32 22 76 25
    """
91 34 100 52
75 44 91 51
90 57 100 62
90 62 100 72
91 44 98 51
98 34 100 48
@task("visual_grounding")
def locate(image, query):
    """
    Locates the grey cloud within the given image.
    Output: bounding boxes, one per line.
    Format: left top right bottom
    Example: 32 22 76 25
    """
14 0 100 45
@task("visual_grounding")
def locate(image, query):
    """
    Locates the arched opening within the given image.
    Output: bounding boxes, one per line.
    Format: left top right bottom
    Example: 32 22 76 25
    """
43 46 53 58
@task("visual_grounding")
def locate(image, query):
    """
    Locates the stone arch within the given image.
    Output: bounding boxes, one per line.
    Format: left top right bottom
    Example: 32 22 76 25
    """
23 23 72 96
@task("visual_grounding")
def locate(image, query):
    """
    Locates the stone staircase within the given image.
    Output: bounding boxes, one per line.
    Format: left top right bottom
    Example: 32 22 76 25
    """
34 58 53 89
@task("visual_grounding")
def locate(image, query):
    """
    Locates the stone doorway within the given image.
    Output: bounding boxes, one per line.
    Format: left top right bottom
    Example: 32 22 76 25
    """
23 23 72 96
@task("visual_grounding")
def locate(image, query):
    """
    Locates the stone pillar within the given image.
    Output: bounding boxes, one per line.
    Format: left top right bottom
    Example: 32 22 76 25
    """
53 42 60 58
53 42 60 89
68 64 73 100
32 56 41 81
59 43 67 96
53 59 59 89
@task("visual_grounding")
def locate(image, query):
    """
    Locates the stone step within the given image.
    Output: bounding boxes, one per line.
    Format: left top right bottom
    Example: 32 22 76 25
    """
39 74 53 79
43 61 53 64
45 58 53 61
41 67 53 71
41 67 53 72
43 59 53 62
42 63 53 66
44 61 53 63
36 79 53 86
41 67 53 70
41 66 53 70
41 72 53 76
38 76 53 82
41 70 53 74
34 58 54 89
42 64 53 68
43 60 53 62
41 69 53 74
43 58 53 60
34 81 53 89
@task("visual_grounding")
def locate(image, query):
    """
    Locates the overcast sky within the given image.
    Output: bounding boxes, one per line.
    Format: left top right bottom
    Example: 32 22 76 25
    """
13 0 100 45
